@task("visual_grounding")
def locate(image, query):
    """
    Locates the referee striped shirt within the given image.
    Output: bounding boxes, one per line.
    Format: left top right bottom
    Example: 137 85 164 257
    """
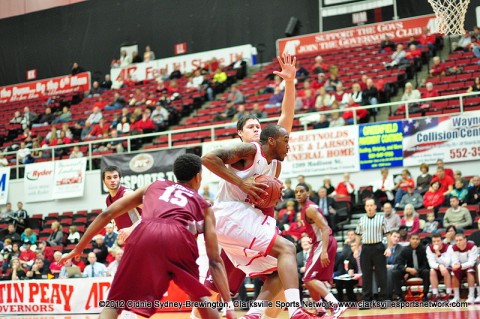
355 213 387 244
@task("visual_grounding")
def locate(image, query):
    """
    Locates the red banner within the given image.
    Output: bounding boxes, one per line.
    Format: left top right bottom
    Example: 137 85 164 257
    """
276 15 437 56
0 72 91 104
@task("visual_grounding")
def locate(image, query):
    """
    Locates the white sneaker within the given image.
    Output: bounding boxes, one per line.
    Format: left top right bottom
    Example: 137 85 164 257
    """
221 307 227 317
190 309 201 319
467 297 476 305
332 305 348 318
450 298 460 304
475 296 480 304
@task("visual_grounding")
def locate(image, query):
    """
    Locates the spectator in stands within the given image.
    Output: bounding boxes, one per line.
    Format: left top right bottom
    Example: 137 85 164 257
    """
72 254 86 272
451 233 479 303
295 61 309 82
443 196 472 230
71 62 85 75
450 179 468 203
80 121 93 141
423 82 439 98
426 233 453 300
129 88 147 106
88 81 102 98
9 111 23 125
405 44 422 61
281 212 306 242
455 31 473 52
432 166 454 197
342 97 368 125
428 56 446 78
66 225 80 244
392 233 430 301
322 177 335 196
21 106 38 129
265 87 284 108
334 173 355 200
313 114 329 129
92 236 109 264
26 257 52 279
373 168 395 203
87 118 109 139
315 86 333 110
105 92 126 111
417 163 432 195
59 258 79 279
104 129 124 153
250 103 267 119
19 240 36 268
362 78 378 106
47 221 63 247
112 107 131 127
143 45 155 62
379 35 396 53
436 159 454 179
400 204 420 236
466 76 480 93
35 107 55 126
21 228 36 245
397 185 423 209
418 27 436 55
104 223 118 249
454 170 469 188
0 203 14 223
332 83 347 104
29 141 42 161
70 122 83 141
49 251 63 278
385 230 403 300
69 146 83 159
37 241 54 263
15 202 27 229
444 226 457 246
329 111 345 128
299 89 315 110
100 74 112 90
311 56 328 74
316 187 336 231
7 257 26 280
465 175 480 205
119 51 131 67
16 142 34 164
107 248 124 277
311 73 326 92
341 83 362 107
86 106 103 124
297 236 311 293
383 202 401 231
384 44 407 69
131 51 142 64
423 211 439 234
169 65 182 80
83 252 107 277
187 70 204 91
423 181 445 213
231 104 248 123
1 241 19 272
401 82 421 102
53 106 72 124
394 169 415 205
131 111 155 133
325 73 341 93
115 116 130 134
226 84 244 104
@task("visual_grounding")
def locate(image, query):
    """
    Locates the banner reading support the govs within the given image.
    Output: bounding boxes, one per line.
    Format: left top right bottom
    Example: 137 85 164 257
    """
0 167 10 205
100 149 186 194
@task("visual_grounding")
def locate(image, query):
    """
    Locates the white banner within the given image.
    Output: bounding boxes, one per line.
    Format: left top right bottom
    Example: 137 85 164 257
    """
24 162 55 203
0 277 111 314
52 158 87 199
280 126 360 178
0 167 10 205
402 111 480 166
111 44 253 82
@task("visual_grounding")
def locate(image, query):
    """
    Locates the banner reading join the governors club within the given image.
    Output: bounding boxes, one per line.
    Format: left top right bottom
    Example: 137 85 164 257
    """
402 110 480 166
100 149 186 194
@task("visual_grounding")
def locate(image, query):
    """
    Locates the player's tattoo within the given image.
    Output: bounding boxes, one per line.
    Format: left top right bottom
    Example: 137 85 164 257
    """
213 143 256 163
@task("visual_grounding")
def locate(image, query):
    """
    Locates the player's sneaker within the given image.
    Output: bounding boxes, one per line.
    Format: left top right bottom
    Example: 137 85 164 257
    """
291 307 334 318
430 294 439 302
315 306 326 317
332 304 348 318
475 296 480 304
466 296 476 305
239 313 262 319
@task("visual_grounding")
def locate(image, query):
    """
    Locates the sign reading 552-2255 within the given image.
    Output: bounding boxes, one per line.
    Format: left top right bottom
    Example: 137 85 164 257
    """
449 147 480 159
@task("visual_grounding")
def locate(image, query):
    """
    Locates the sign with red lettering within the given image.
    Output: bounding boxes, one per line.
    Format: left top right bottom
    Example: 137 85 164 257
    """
24 161 55 203
174 42 187 55
277 15 437 56
111 44 252 82
0 72 91 104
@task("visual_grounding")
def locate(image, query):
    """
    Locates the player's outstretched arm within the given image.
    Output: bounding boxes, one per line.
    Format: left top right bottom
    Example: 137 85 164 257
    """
274 54 296 133
306 206 331 267
201 143 267 202
60 186 147 263
204 207 237 319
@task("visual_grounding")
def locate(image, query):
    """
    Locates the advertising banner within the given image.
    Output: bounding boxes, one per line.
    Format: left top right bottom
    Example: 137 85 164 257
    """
277 15 436 56
281 126 360 178
24 162 55 203
0 167 10 205
100 149 186 193
359 121 404 170
0 72 91 104
110 44 253 82
52 158 87 199
402 111 480 166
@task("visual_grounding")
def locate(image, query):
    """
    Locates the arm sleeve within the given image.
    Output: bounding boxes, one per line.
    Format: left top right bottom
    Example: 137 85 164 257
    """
462 245 478 269
426 247 439 269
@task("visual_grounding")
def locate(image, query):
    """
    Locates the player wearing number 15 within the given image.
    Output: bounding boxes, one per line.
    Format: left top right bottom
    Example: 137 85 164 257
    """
61 154 237 319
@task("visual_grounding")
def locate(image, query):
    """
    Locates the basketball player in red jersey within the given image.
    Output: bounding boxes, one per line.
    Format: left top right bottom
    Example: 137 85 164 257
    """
295 183 347 318
102 166 142 241
61 154 237 319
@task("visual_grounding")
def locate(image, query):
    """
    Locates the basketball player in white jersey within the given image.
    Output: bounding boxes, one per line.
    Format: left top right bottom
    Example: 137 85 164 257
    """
202 125 323 319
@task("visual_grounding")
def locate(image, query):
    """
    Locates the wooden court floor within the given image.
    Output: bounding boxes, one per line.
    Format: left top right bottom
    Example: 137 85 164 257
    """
2 306 479 319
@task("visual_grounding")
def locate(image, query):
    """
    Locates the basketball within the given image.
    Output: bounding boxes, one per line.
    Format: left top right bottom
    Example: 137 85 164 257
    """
248 175 283 209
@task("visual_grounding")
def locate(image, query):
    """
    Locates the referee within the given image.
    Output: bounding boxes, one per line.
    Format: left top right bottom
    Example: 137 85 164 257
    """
354 199 390 308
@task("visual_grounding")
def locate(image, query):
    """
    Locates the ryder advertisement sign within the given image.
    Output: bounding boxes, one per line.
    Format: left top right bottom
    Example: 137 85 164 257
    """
0 72 91 104
277 15 436 56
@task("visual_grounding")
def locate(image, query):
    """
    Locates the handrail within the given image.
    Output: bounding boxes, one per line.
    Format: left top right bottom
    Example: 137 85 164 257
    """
4 90 480 179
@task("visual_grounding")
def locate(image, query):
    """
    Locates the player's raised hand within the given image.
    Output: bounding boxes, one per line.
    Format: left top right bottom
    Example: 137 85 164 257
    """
273 53 297 82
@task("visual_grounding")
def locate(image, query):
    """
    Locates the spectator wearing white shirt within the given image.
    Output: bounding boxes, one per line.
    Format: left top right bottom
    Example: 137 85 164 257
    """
0 152 8 166
373 168 395 202
107 249 124 277
83 252 107 278
69 146 84 159
151 104 170 131
341 83 363 107
86 107 103 124
16 142 33 164
426 233 453 300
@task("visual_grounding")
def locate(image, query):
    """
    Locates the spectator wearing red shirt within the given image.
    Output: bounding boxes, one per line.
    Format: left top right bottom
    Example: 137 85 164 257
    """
311 73 326 92
72 254 86 272
423 181 445 212
19 241 36 268
342 97 368 125
301 89 316 110
49 251 63 278
431 166 454 196
334 173 355 200
282 213 306 241
359 74 368 91
131 111 155 133
332 83 348 103
428 56 446 78
418 27 436 54
394 169 415 205
122 74 136 88
423 82 439 98
311 55 328 74
87 118 109 139
436 159 454 180
297 79 312 97
405 44 422 60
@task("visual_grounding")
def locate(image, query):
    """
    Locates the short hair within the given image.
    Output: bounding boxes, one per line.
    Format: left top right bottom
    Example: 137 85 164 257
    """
410 233 420 239
437 166 445 171
390 230 400 236
380 168 388 174
431 180 441 188
455 233 466 239
173 154 202 182
296 183 310 192
431 233 442 239
419 163 429 172
450 196 459 201
237 114 259 132
260 124 285 144
102 166 121 180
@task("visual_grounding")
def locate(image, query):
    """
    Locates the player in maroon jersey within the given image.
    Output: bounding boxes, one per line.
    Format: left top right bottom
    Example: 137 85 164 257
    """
295 183 346 318
102 166 142 241
62 154 237 319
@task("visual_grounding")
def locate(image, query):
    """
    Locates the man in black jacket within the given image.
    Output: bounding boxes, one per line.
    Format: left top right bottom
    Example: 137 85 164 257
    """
386 230 404 299
465 176 480 205
391 233 430 301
